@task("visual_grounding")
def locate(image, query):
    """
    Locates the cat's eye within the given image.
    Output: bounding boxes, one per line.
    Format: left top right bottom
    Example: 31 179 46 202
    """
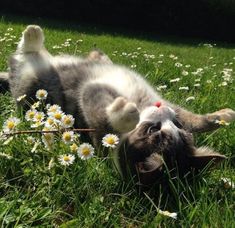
173 119 183 129
147 122 161 134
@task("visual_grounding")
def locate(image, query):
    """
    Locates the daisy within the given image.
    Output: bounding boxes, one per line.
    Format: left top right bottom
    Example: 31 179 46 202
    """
179 86 189 91
170 78 180 83
158 209 177 219
48 158 55 170
36 89 48 100
186 96 195 102
221 177 235 189
16 94 26 102
77 143 94 160
174 62 182 67
215 119 229 126
3 117 20 133
47 104 62 114
31 101 40 109
26 136 36 144
44 117 56 128
58 154 75 166
70 143 79 153
102 134 119 148
42 131 54 149
182 70 189 76
49 110 65 124
33 111 45 122
25 109 37 121
62 131 74 144
61 114 75 128
31 121 44 128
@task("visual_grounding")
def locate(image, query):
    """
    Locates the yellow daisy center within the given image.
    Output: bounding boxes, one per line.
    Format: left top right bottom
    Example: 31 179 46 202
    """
54 113 62 120
82 147 90 156
70 143 78 152
63 133 71 141
106 137 115 145
35 114 43 121
29 112 35 119
39 92 45 97
64 117 71 125
63 156 70 161
7 121 15 129
47 118 54 125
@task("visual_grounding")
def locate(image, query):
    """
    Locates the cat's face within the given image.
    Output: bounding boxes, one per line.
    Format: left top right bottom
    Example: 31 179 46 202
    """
118 105 225 185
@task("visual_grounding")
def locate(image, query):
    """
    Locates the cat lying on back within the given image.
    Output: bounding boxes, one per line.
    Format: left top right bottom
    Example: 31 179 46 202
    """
1 25 235 185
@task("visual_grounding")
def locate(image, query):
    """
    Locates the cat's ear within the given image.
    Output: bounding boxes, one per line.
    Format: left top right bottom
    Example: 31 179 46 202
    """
136 153 164 185
188 147 226 170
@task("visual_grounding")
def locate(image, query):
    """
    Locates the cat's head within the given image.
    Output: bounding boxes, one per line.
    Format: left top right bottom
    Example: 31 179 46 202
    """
116 105 226 185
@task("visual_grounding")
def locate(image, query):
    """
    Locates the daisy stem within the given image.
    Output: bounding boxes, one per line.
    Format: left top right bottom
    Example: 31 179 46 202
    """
3 128 96 137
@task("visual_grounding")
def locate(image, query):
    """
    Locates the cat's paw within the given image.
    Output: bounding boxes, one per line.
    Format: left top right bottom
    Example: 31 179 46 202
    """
208 108 235 124
107 97 140 133
18 25 44 52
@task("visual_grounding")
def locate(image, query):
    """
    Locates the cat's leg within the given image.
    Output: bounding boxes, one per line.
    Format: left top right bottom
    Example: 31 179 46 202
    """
86 49 113 64
17 25 45 53
174 106 235 133
80 83 139 135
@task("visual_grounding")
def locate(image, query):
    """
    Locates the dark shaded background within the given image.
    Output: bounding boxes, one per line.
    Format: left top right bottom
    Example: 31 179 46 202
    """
1 0 235 42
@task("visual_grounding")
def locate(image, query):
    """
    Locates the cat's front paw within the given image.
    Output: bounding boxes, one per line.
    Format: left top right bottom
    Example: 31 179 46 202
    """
208 108 235 124
107 97 140 133
18 25 44 52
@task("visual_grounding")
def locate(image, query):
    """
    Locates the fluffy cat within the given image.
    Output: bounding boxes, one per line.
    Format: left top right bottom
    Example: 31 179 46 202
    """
1 25 235 185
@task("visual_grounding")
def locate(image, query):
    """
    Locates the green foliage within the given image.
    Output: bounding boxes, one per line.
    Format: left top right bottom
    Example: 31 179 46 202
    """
0 16 235 227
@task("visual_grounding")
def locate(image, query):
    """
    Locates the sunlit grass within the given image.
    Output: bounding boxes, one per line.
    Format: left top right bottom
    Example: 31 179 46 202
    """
0 15 234 227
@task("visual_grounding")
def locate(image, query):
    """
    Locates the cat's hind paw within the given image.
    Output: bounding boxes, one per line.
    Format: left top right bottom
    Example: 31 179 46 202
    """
18 25 44 53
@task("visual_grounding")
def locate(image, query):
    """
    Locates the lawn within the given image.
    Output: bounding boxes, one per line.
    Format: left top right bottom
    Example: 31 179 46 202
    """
0 15 235 227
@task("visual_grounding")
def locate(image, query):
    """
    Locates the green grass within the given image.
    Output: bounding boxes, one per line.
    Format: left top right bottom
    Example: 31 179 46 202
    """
0 15 235 227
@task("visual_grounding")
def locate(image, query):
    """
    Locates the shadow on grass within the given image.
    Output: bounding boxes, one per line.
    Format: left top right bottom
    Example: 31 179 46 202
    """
1 13 235 49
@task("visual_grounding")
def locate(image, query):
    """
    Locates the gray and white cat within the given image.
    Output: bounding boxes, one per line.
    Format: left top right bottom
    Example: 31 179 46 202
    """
1 25 235 185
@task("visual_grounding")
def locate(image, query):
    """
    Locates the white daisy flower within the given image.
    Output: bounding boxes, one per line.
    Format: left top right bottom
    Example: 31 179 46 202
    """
158 209 177 219
186 96 195 102
215 119 230 126
16 94 27 102
179 86 189 91
31 101 40 109
70 143 79 153
44 117 57 128
25 109 37 122
31 121 44 128
58 154 75 166
49 110 65 124
46 104 62 114
36 89 48 100
77 143 94 160
182 70 189 76
61 114 75 128
26 136 36 144
102 134 119 148
48 158 55 170
194 83 201 87
174 62 182 67
170 78 180 83
62 131 74 144
3 117 20 133
33 111 45 122
42 130 55 149
221 177 235 189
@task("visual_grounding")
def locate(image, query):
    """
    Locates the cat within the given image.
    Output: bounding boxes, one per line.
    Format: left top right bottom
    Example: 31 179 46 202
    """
1 25 235 186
